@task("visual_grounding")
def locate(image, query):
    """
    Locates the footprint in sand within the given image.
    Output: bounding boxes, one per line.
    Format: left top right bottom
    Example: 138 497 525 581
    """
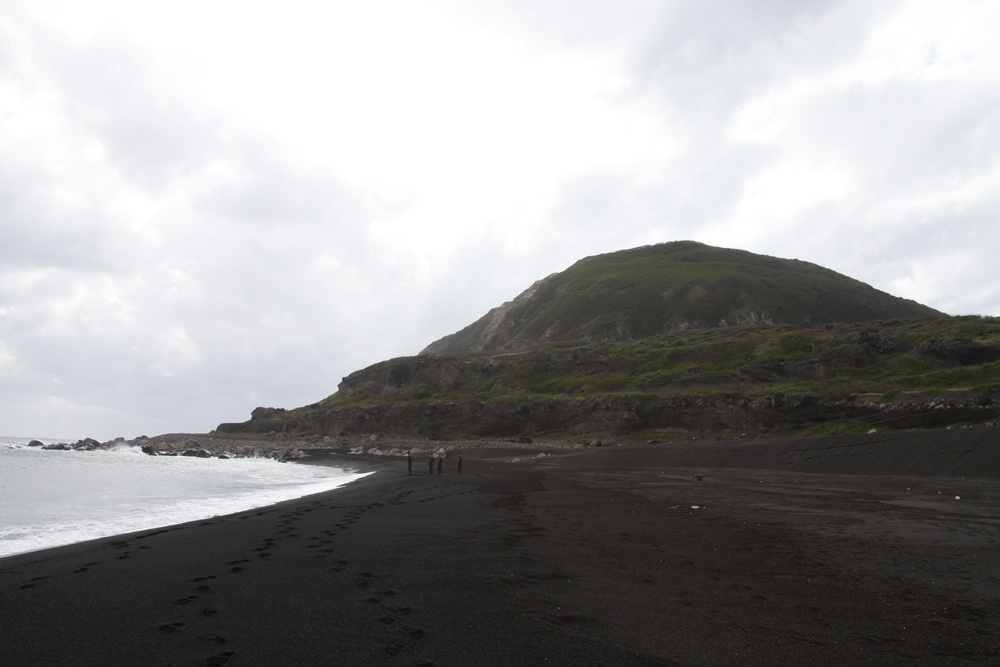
19 576 49 589
382 625 429 657
206 650 235 666
383 638 405 657
158 621 184 634
228 559 249 574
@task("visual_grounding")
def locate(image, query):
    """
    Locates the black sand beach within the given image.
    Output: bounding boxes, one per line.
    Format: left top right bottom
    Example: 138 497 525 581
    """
2 430 998 666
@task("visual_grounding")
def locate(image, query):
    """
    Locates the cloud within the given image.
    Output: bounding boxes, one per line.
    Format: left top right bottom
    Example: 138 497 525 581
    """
624 0 850 128
0 0 998 439
53 40 223 190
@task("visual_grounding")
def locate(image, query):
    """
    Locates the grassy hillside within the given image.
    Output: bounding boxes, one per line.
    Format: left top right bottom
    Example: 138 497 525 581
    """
424 242 944 354
343 316 1000 406
226 316 1000 441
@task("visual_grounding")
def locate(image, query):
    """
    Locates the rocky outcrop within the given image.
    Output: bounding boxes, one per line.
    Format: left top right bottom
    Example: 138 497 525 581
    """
26 432 309 462
859 328 899 353
251 406 288 421
42 437 103 451
181 448 212 458
217 394 998 441
917 337 1000 365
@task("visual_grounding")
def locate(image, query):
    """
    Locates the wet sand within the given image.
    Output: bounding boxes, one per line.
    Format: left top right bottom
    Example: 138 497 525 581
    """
1 433 998 665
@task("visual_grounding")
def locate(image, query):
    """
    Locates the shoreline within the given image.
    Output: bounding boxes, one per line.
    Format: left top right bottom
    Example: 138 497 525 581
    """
2 432 998 665
0 447 382 562
17 423 1000 478
4 426 997 561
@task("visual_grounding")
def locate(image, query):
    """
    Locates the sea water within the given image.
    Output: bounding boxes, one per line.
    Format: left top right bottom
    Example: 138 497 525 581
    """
0 437 371 558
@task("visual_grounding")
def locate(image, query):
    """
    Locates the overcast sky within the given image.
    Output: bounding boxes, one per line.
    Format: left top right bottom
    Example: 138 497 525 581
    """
2 0 998 440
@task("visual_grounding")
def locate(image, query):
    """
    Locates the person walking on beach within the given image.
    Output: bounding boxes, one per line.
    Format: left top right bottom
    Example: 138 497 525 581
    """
436 455 443 475
407 450 412 476
457 450 463 474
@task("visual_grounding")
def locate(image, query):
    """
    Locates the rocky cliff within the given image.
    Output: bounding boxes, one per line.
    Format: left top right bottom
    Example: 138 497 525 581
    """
218 318 1000 441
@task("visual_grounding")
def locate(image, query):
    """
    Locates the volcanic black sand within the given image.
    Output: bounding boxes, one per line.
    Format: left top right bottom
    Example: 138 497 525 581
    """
1 430 998 666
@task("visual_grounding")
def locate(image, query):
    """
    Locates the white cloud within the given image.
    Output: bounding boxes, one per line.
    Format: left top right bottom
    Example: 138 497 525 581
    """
0 339 16 374
0 0 997 439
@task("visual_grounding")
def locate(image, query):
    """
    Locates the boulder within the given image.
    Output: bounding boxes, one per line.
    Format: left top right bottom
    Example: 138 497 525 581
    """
859 329 899 353
796 394 818 408
72 438 101 451
181 448 212 458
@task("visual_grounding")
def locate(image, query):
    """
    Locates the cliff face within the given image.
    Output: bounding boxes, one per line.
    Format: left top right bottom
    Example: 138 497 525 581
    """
421 241 943 355
217 321 1000 440
216 391 997 441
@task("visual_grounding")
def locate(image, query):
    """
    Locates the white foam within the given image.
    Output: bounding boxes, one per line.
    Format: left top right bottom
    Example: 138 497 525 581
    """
0 443 371 558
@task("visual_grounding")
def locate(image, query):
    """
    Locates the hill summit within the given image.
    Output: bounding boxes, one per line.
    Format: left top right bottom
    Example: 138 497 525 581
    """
421 241 942 355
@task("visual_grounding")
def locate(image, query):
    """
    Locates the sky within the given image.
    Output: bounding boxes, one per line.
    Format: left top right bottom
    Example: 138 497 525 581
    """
2 0 998 440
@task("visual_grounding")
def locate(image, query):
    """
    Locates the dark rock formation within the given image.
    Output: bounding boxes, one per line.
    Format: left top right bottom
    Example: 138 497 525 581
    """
72 438 102 451
918 337 1000 365
859 328 899 353
181 448 212 458
217 394 998 441
252 406 287 421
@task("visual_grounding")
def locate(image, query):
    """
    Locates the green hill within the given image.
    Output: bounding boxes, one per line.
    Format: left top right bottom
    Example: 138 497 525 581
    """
421 241 943 354
218 243 1000 442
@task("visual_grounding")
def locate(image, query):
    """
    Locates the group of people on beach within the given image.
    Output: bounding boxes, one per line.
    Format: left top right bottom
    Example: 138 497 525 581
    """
406 449 462 475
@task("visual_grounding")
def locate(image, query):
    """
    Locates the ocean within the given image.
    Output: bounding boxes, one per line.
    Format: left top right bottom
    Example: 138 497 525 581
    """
0 437 370 559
